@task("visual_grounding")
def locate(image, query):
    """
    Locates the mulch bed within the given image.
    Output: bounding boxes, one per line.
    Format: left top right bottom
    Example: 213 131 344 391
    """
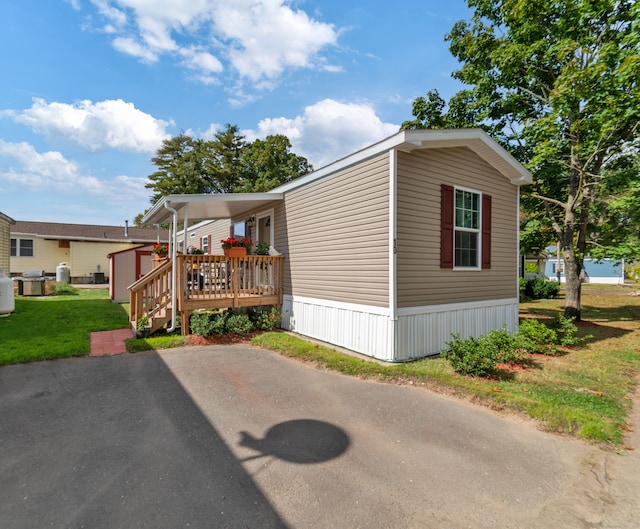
187 331 263 346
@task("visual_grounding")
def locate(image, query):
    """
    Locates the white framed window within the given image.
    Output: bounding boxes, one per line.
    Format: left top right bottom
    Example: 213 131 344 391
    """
232 222 246 238
201 236 209 254
10 238 34 257
454 188 480 268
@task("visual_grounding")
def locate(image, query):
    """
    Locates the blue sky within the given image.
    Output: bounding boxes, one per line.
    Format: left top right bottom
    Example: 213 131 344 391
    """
0 0 472 226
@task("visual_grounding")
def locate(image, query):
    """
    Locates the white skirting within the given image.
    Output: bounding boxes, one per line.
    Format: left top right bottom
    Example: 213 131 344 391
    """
281 295 395 361
281 295 519 363
395 298 519 361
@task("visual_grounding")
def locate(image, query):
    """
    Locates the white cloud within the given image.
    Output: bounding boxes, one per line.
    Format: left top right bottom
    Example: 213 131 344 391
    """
249 99 399 167
179 46 224 74
113 36 159 62
212 0 338 81
10 98 171 153
86 0 338 85
0 140 150 201
0 140 106 193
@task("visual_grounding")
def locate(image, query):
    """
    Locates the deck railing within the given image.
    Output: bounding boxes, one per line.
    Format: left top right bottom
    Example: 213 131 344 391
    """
129 254 284 335
177 254 284 312
129 258 172 333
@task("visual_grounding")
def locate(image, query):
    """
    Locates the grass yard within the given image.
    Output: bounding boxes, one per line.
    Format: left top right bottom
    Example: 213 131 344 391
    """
0 288 129 365
252 283 640 446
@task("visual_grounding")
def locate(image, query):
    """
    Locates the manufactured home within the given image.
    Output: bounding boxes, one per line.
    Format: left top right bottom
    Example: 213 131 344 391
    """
545 257 624 285
132 129 532 361
10 221 169 284
0 211 15 274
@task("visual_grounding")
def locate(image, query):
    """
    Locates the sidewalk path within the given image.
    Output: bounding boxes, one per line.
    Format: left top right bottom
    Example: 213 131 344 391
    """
89 329 132 356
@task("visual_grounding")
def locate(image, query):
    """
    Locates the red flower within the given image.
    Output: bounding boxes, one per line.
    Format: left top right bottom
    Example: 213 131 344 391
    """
221 237 252 249
152 243 168 255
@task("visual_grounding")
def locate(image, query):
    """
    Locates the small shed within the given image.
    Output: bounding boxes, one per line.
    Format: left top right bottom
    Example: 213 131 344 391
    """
108 244 156 302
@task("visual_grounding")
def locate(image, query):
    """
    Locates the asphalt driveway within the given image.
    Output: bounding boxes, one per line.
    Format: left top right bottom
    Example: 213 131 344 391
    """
1 345 638 528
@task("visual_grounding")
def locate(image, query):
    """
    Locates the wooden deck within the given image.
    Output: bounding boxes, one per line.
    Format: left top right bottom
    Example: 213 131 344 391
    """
129 254 284 335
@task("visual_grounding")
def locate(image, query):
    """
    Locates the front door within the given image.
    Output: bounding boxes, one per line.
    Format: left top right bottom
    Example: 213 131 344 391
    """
257 212 273 247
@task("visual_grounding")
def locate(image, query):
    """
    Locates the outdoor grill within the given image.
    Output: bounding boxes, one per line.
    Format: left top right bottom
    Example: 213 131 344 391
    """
17 269 46 296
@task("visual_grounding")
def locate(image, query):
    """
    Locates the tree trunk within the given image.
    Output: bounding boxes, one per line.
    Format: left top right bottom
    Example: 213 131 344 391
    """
562 244 582 321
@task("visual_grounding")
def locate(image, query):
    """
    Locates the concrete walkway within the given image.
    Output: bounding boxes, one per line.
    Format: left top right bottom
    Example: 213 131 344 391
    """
2 345 638 529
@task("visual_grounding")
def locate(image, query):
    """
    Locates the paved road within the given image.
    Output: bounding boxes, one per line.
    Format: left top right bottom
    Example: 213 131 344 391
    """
1 345 638 528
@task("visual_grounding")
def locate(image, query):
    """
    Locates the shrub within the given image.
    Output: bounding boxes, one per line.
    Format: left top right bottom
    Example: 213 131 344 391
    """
522 277 560 299
210 311 228 335
190 311 216 336
517 315 583 354
549 314 583 346
441 334 501 377
225 312 254 334
50 283 79 296
519 277 527 293
484 328 528 364
518 318 559 354
253 306 282 331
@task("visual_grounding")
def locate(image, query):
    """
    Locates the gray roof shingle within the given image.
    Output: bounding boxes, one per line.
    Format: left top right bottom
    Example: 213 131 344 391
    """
11 221 169 243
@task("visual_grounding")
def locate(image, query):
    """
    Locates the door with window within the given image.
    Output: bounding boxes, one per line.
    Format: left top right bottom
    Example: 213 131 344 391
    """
258 216 271 247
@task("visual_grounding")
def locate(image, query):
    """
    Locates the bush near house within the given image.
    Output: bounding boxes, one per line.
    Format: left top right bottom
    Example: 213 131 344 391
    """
520 276 560 300
441 316 583 377
189 306 281 337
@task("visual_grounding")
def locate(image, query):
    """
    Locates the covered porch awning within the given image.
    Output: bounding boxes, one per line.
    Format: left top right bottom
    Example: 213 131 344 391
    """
141 192 284 225
138 192 285 335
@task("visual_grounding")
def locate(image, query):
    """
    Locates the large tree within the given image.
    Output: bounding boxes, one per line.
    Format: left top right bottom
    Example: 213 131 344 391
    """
403 0 640 319
237 134 313 192
146 134 214 204
140 125 312 225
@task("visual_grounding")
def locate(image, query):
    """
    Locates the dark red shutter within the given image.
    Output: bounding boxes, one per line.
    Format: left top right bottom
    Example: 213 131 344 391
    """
440 185 454 269
208 235 212 254
482 194 492 269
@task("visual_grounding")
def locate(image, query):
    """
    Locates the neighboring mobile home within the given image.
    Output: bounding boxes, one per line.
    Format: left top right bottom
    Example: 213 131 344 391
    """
136 129 532 361
0 211 16 273
11 221 169 283
545 257 625 285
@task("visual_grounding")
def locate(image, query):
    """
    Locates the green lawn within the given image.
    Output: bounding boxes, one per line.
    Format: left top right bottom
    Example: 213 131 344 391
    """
0 288 129 365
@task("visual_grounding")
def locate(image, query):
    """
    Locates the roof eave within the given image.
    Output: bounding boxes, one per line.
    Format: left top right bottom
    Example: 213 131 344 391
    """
141 193 285 225
274 129 532 194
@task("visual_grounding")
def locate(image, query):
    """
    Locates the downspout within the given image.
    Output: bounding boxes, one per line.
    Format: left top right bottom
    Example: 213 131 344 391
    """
164 201 178 333
388 148 398 361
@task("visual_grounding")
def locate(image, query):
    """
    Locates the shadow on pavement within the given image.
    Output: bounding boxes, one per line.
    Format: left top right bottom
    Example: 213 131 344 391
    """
239 419 350 464
0 352 290 529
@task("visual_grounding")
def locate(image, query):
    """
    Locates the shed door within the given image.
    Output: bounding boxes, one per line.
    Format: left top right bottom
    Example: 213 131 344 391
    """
136 251 153 279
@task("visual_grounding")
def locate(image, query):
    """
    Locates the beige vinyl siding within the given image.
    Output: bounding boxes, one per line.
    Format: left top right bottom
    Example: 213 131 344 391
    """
0 217 10 273
182 220 231 255
110 244 155 301
396 147 518 307
274 154 390 307
11 238 68 275
70 241 135 279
